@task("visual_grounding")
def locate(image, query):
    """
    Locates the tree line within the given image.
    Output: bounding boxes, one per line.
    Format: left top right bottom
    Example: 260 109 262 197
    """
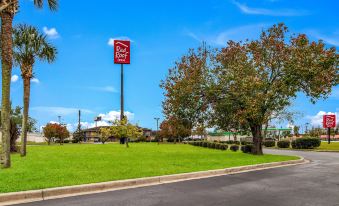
161 23 339 155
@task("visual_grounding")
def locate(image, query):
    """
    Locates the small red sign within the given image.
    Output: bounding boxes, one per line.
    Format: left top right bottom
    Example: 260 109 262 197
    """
323 115 336 128
114 40 130 64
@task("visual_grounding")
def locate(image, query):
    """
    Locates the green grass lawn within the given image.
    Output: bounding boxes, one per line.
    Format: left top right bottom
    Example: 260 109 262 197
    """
0 143 298 193
317 142 339 151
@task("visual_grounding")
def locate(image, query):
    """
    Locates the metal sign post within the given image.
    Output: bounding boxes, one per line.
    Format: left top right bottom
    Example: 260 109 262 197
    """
114 40 130 121
323 115 336 144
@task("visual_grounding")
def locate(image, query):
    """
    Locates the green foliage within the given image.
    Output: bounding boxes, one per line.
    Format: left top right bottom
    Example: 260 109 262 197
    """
99 127 111 144
230 145 239 152
291 137 321 149
263 140 276 147
189 141 228 151
161 23 339 155
43 123 70 145
241 144 254 154
277 140 290 148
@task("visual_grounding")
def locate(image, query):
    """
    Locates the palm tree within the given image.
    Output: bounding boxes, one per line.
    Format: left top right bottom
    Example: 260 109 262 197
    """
13 24 57 157
0 0 57 168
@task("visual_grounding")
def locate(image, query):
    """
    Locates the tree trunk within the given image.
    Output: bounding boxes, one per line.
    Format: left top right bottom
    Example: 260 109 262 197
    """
125 137 129 148
0 12 13 169
20 77 31 157
250 124 263 155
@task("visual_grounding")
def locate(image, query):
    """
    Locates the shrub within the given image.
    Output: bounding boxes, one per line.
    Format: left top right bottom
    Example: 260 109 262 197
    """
220 144 228 150
203 142 208 147
263 140 275 147
233 141 240 145
277 140 290 148
241 141 249 146
72 139 79 143
211 143 216 149
63 140 70 144
230 145 239 152
225 140 234 144
292 137 321 149
215 143 221 149
241 144 253 153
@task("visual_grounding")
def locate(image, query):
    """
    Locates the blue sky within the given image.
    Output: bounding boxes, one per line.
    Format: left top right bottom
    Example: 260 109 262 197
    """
6 0 339 131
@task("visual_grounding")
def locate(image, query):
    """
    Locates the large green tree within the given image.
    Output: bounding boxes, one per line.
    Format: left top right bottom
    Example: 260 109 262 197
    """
13 24 57 157
162 23 338 155
211 23 338 155
160 45 212 136
0 0 57 168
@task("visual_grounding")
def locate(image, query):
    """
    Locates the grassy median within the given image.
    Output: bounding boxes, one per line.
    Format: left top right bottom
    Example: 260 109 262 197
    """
0 143 298 193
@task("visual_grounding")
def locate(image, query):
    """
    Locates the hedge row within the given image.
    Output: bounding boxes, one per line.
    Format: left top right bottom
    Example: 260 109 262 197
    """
189 141 228 150
277 140 290 148
292 137 321 149
263 140 275 147
189 141 253 153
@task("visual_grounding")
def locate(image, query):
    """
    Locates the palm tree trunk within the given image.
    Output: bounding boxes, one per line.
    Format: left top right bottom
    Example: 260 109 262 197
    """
20 77 31 157
0 11 13 168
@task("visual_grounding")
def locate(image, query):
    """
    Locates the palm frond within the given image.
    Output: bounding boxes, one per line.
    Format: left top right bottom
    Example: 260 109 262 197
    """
34 0 58 11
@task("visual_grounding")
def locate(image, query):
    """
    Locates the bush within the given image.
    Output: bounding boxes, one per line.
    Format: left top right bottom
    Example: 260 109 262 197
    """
215 143 221 149
233 141 240 145
202 142 208 147
277 140 290 148
63 140 70 144
220 144 228 150
241 144 253 153
211 143 216 149
225 140 234 144
292 137 321 149
241 141 249 146
230 145 239 152
72 139 79 143
263 140 275 147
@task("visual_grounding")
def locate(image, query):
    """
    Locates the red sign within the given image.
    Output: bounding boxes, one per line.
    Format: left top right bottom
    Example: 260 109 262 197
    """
114 40 130 64
323 115 336 128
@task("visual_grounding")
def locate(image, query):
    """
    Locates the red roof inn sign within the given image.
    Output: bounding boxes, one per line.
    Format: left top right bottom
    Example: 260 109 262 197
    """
323 115 336 128
114 40 130 64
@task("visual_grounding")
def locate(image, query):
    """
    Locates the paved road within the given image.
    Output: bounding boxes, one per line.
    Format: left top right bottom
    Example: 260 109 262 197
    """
16 150 339 206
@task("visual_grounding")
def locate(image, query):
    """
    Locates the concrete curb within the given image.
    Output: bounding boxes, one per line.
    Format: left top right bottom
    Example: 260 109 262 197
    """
0 157 307 206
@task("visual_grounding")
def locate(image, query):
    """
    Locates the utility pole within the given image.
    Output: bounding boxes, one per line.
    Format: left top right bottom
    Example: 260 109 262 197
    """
77 110 81 131
58 115 61 124
154 117 160 144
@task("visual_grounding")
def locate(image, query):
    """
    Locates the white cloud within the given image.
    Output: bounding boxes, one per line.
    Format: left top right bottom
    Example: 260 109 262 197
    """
31 106 93 116
68 110 135 131
11 75 19 82
184 30 202 42
186 24 268 46
108 36 133 46
232 1 309 16
98 110 134 122
212 24 267 45
31 78 40 84
308 30 339 47
307 111 338 127
43 27 59 39
89 86 117 93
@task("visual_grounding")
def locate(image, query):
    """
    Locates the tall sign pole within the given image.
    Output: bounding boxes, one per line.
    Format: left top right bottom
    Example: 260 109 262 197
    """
323 114 336 144
114 40 131 121
121 64 124 120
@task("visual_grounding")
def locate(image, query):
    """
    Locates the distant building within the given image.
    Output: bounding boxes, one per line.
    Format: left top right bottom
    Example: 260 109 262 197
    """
80 126 154 142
